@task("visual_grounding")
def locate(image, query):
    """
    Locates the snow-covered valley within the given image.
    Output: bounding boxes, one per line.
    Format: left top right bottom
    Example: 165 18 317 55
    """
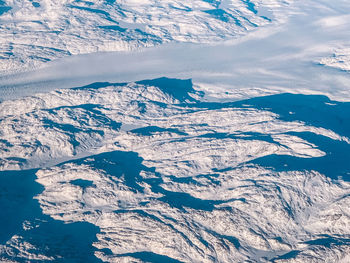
2 0 350 102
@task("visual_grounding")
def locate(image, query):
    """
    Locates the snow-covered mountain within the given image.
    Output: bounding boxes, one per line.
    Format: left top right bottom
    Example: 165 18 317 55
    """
1 0 350 262
0 0 293 73
1 78 350 262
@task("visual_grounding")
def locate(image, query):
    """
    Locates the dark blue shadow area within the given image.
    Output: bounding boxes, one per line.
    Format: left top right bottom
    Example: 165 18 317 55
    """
72 77 201 103
70 150 147 193
99 25 127 33
0 170 102 262
2 76 350 261
131 126 188 136
271 250 301 262
242 0 257 14
117 251 184 263
136 77 200 102
304 235 350 248
81 89 348 182
250 131 350 180
0 6 11 15
68 150 225 211
204 9 242 25
73 0 94 6
232 94 350 180
235 93 350 138
31 1 40 8
50 150 242 258
169 3 192 12
0 0 11 16
182 93 350 140
182 92 350 180
72 81 123 90
0 169 40 244
70 178 94 188
156 185 217 211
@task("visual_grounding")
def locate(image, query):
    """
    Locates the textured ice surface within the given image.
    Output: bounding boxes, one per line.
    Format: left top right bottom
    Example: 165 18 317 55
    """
0 78 350 262
320 47 350 72
2 0 350 102
1 0 350 262
0 0 293 73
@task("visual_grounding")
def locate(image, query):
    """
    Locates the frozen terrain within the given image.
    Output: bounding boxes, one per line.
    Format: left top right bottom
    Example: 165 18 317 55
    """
0 0 292 73
0 0 350 262
2 0 350 102
0 78 350 262
320 47 350 72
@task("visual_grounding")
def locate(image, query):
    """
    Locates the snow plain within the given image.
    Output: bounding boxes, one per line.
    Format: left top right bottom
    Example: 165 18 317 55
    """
0 0 350 262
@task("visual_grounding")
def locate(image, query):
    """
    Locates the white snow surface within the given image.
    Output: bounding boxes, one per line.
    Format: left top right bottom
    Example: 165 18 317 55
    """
0 79 347 171
0 78 349 262
320 47 350 72
0 0 291 73
1 0 350 102
1 0 350 262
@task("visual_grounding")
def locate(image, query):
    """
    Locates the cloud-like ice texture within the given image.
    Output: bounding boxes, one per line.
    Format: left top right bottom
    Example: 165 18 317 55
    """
319 47 350 72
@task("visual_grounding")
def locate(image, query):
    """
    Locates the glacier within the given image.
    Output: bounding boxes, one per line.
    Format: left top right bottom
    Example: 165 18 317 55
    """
0 0 350 262
2 0 350 102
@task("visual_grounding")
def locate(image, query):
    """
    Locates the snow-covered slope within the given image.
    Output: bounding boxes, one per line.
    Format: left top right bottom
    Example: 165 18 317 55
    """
0 78 350 262
0 0 293 73
1 0 350 262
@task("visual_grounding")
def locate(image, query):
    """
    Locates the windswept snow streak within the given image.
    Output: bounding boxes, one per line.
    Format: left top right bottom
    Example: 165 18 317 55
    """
319 47 350 72
0 0 293 73
0 78 350 262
